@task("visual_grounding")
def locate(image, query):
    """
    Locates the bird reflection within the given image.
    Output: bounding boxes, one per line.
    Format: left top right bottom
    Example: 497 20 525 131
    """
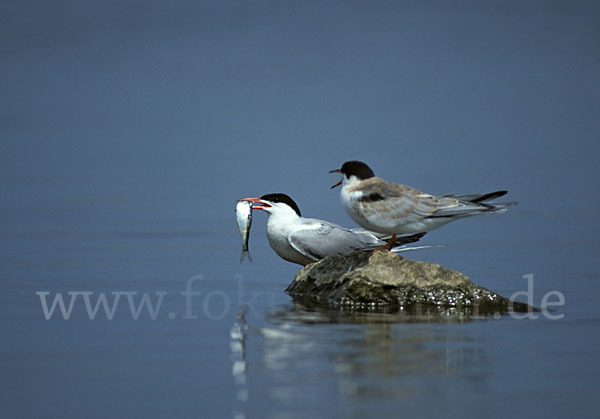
230 306 249 418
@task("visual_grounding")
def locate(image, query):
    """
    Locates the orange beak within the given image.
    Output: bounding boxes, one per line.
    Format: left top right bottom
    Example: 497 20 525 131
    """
241 197 272 210
329 168 342 189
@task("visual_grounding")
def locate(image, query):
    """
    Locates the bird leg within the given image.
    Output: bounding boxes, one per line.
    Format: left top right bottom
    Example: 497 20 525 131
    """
374 234 397 252
374 232 426 252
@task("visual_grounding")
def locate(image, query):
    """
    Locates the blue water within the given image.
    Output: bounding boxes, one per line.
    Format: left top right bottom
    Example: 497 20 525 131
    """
2 1 599 418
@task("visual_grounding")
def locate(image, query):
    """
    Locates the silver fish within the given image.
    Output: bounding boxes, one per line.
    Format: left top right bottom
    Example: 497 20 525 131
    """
236 200 253 262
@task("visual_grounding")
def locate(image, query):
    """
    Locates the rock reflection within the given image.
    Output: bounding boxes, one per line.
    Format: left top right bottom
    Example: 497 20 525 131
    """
265 303 488 400
231 301 491 417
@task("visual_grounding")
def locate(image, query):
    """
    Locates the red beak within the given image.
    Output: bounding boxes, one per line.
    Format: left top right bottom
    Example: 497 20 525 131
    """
241 197 272 210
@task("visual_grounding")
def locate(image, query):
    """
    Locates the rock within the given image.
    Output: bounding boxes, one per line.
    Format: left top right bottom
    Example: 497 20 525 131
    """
286 250 533 315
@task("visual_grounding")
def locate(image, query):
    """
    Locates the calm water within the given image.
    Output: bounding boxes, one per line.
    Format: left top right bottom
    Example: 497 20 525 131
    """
2 1 599 418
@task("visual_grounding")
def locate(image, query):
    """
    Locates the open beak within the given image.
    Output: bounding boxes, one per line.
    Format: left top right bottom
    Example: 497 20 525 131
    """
241 197 272 210
329 168 342 189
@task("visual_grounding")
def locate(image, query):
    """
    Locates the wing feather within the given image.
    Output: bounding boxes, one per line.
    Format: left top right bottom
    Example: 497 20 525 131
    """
352 179 440 224
287 220 380 260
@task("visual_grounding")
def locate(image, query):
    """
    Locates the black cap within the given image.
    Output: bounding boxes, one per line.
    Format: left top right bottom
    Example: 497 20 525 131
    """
339 161 375 180
259 193 302 217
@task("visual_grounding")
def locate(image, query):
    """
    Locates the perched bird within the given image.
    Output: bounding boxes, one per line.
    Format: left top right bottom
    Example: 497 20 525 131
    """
330 160 515 246
241 193 425 266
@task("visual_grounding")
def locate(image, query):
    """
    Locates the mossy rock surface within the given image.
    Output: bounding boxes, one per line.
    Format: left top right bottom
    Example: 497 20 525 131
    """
286 251 532 315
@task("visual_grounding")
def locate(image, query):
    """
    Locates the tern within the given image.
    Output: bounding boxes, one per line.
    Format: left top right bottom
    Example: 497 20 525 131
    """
330 160 515 247
241 193 425 266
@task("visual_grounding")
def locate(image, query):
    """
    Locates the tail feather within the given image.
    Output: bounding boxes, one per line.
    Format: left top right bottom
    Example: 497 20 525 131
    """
442 190 508 203
391 244 445 253
468 190 508 203
432 190 517 219
240 249 252 263
393 232 427 246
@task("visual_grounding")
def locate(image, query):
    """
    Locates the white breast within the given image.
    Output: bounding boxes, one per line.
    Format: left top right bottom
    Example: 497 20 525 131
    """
266 218 314 265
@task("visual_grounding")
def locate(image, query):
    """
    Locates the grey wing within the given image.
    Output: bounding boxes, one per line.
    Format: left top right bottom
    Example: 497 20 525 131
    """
287 221 380 260
357 181 441 222
360 181 506 220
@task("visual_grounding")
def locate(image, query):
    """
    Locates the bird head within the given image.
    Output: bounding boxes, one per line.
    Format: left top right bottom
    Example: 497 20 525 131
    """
329 160 375 188
241 193 302 217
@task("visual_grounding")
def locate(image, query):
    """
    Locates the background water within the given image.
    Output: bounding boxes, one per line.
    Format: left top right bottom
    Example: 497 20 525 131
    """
1 1 599 418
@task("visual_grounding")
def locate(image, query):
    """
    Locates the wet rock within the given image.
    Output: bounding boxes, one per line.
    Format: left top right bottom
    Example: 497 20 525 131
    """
286 250 533 315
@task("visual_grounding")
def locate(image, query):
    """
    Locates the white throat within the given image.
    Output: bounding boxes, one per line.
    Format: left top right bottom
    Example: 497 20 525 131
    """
341 174 363 189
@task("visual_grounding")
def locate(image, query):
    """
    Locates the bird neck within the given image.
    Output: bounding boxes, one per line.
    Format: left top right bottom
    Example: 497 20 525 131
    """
268 208 300 224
